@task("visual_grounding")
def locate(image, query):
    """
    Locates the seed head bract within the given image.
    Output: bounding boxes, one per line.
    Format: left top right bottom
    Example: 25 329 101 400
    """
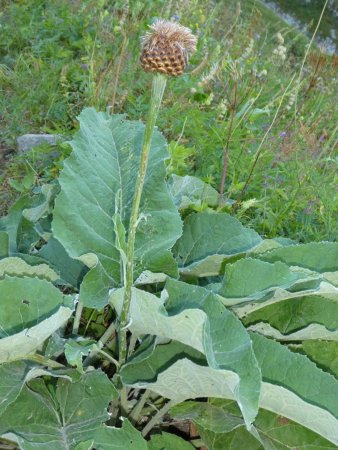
140 19 197 76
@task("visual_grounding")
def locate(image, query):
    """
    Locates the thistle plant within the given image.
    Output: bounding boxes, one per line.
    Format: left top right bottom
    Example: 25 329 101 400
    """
119 19 197 366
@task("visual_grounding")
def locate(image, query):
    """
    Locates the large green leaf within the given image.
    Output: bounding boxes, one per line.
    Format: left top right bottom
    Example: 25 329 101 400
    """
148 432 195 449
1 194 43 254
170 400 337 450
299 340 338 378
92 421 148 450
52 108 182 309
258 242 338 272
38 237 86 287
247 322 338 341
120 340 240 404
243 293 338 337
0 361 66 417
0 256 58 281
220 258 319 300
0 276 68 338
172 212 262 277
111 280 261 426
251 333 338 445
169 174 219 210
122 335 338 445
0 371 117 450
0 231 8 258
0 276 73 362
231 280 337 315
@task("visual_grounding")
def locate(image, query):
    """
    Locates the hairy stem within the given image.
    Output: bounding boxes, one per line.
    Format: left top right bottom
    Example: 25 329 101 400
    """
119 74 167 366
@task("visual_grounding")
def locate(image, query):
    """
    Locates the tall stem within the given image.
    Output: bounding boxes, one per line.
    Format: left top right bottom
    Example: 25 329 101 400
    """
219 78 238 208
118 74 167 366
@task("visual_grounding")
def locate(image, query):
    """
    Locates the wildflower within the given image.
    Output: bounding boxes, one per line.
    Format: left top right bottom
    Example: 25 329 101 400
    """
238 38 254 61
276 32 284 45
140 19 197 76
272 34 287 63
236 2 241 17
285 93 296 111
198 62 219 87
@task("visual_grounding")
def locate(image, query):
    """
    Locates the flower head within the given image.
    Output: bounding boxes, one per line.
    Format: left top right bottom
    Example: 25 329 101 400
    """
140 19 197 76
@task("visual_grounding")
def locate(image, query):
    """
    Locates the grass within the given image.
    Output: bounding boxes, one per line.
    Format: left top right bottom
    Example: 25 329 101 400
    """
0 0 337 242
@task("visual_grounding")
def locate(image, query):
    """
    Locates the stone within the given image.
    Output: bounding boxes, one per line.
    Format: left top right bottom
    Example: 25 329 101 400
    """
17 134 63 154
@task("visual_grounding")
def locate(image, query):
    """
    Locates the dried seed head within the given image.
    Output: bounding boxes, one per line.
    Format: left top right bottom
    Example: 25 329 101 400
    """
140 19 197 77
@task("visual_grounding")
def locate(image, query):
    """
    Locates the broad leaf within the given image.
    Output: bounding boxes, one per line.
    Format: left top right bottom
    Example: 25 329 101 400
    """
232 280 337 316
169 400 244 434
300 340 338 377
173 212 262 277
22 184 58 223
220 258 318 300
38 237 86 287
120 341 240 404
0 276 74 362
0 256 58 281
0 371 117 450
0 307 73 363
0 361 67 416
247 322 338 341
1 193 47 254
170 401 337 449
112 280 261 426
92 421 148 449
65 339 100 372
148 432 195 449
53 108 182 308
0 276 69 338
251 333 338 446
243 293 338 335
0 231 8 258
169 174 219 209
258 242 338 272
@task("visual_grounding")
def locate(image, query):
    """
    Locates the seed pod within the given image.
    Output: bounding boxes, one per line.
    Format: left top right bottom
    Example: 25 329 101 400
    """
140 19 197 77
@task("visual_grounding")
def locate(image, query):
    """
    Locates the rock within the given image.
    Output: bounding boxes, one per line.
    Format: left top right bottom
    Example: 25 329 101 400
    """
17 134 63 154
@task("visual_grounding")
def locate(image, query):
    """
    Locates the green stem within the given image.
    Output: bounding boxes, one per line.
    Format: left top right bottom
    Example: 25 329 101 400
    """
130 390 151 424
141 399 175 437
120 386 128 416
118 73 167 366
26 354 65 369
97 349 119 369
72 299 83 335
83 321 116 367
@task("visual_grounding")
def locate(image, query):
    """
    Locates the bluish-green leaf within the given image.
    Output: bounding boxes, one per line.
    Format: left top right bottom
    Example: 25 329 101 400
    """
258 242 338 273
0 276 74 362
52 108 182 308
0 371 117 450
148 432 195 450
113 279 261 427
93 421 148 450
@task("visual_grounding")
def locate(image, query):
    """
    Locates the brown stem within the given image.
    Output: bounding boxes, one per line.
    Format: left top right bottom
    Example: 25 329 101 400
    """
219 78 238 208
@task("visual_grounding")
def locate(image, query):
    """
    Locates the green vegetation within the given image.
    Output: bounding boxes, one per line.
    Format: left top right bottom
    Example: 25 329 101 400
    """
0 1 337 448
1 0 337 241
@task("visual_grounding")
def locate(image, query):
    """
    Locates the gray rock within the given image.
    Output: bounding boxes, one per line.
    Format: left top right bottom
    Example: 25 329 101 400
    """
17 134 63 154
